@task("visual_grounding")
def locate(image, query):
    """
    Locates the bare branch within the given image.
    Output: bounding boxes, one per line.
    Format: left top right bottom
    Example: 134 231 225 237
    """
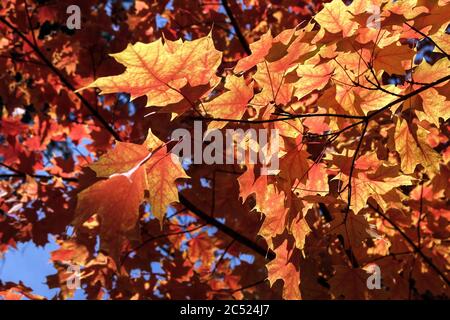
222 0 251 55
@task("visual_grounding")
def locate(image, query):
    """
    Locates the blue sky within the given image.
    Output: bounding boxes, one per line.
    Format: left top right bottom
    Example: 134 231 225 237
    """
0 239 85 299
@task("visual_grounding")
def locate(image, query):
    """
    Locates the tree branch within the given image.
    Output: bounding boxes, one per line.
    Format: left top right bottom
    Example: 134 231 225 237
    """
404 21 450 59
221 0 251 55
179 193 275 260
0 163 78 182
345 120 368 214
366 74 450 121
194 112 365 124
0 16 122 141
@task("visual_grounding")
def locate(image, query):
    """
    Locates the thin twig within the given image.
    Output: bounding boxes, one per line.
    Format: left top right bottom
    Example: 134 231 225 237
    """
404 21 450 59
221 0 251 55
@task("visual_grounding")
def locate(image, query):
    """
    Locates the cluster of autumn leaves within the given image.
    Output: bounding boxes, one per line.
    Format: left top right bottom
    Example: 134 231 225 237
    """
73 0 450 299
0 0 449 299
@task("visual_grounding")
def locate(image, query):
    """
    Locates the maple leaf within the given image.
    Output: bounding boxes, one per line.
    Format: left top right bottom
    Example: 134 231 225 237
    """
266 240 301 299
237 165 257 202
234 30 273 73
384 0 429 19
413 58 450 85
417 88 450 126
50 240 89 265
340 164 414 214
145 147 189 223
293 162 329 197
290 217 311 251
89 141 150 177
394 120 440 174
83 34 222 106
0 282 45 301
253 60 296 105
256 184 289 248
329 212 371 249
238 171 288 247
323 67 361 115
314 0 357 37
294 63 334 100
74 167 146 262
268 26 316 72
373 43 416 75
329 265 369 299
279 147 311 186
203 75 254 129
355 84 402 115
430 25 450 53
73 129 188 261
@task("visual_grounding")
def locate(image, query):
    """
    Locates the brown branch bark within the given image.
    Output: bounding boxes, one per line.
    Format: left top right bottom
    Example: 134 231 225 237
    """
179 193 275 260
0 16 122 141
345 120 368 214
0 163 79 182
194 112 365 124
221 0 251 55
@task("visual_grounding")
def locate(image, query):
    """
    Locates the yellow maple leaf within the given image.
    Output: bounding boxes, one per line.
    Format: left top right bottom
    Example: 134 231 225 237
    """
203 75 254 129
417 88 450 126
314 0 358 37
235 30 273 73
414 58 450 85
394 120 441 174
294 62 334 100
82 34 222 106
266 240 301 299
145 147 189 224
